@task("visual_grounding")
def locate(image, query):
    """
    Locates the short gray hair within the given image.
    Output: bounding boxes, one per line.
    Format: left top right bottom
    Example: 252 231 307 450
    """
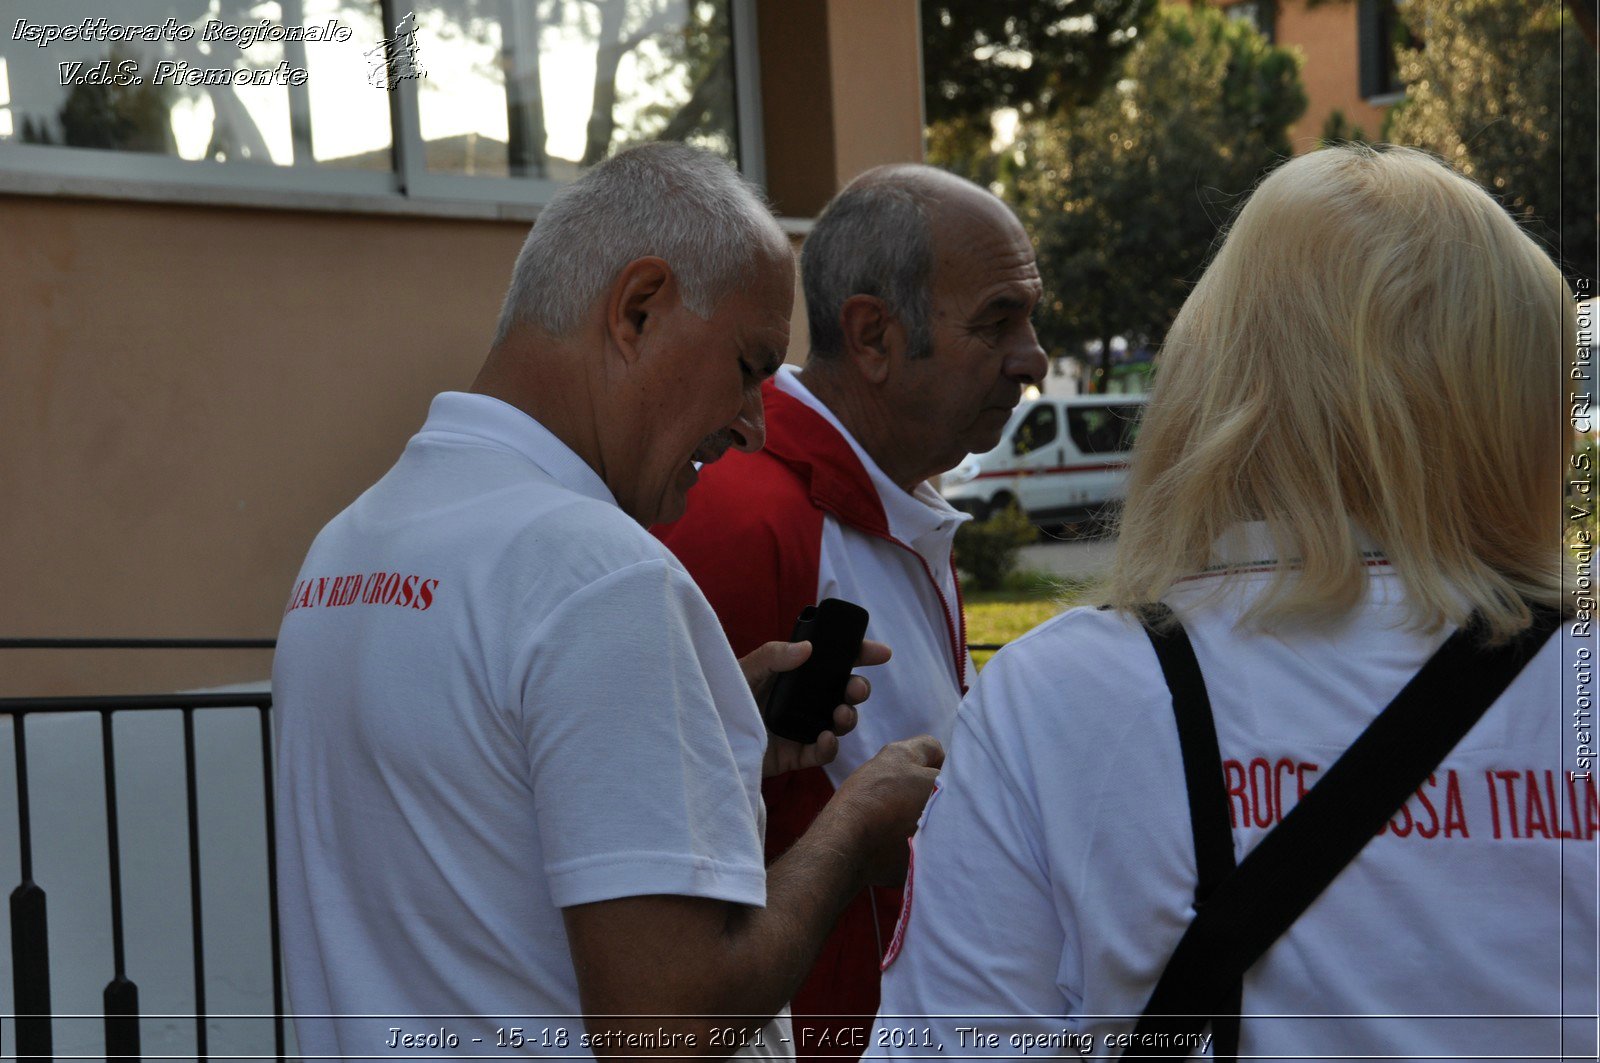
802 177 934 359
493 143 783 343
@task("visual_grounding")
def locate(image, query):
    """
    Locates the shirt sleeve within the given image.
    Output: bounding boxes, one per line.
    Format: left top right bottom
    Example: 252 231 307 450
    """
870 653 1083 1059
511 557 770 911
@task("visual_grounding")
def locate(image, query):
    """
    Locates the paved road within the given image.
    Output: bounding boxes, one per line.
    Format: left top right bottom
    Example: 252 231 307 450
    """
1019 533 1118 581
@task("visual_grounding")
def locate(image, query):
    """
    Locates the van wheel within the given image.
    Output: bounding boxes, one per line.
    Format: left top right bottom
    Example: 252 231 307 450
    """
988 492 1016 520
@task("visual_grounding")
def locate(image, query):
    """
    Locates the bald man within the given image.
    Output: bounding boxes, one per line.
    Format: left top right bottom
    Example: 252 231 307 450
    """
656 165 1049 1057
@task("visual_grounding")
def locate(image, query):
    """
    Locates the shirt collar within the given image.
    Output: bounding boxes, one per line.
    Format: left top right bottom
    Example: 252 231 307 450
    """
415 391 619 508
1207 520 1387 570
774 367 969 552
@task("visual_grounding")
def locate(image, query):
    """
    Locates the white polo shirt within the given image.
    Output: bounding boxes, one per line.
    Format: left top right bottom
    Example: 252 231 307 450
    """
274 392 780 1058
872 527 1598 1060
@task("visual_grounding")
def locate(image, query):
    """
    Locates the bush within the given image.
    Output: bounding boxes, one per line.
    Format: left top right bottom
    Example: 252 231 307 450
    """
955 504 1039 590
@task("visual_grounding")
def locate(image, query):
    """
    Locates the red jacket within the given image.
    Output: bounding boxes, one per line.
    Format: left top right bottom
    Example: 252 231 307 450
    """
655 379 967 1058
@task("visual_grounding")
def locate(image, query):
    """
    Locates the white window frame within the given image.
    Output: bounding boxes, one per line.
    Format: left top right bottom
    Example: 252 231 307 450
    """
0 0 764 222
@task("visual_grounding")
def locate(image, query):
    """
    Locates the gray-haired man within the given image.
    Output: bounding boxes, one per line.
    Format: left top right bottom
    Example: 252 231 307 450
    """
273 143 942 1059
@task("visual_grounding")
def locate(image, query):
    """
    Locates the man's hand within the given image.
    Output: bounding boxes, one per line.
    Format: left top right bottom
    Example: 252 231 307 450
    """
560 733 941 1057
825 735 945 888
738 638 891 777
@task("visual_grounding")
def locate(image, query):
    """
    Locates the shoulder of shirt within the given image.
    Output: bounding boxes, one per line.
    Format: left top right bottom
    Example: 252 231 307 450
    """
515 492 676 568
696 447 813 513
659 449 817 548
960 603 1168 745
993 601 1146 661
439 483 688 608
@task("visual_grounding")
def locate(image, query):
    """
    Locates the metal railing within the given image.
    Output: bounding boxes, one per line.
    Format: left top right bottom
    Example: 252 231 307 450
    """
1 639 281 1063
2 634 1008 1063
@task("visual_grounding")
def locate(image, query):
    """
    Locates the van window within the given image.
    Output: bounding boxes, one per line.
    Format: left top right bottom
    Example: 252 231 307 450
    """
1067 404 1142 455
1012 404 1059 455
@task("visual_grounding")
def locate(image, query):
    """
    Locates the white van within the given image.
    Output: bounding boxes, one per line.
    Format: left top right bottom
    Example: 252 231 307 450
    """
940 394 1147 523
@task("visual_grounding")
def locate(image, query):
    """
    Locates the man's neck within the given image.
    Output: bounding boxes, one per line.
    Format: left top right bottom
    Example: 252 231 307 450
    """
795 362 926 494
471 338 609 485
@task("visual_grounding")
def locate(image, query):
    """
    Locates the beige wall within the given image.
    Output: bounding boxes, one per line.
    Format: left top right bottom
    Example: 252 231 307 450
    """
0 197 527 695
759 0 925 217
826 0 926 186
1 1 924 697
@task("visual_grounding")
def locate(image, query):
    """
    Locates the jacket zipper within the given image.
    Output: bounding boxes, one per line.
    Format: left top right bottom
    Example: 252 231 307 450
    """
861 529 969 695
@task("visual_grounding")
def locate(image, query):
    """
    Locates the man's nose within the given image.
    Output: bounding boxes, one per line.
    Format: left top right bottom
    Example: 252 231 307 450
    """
728 389 767 453
1006 325 1049 386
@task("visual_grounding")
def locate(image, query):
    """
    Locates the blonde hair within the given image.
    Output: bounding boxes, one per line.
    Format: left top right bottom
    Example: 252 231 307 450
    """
1108 144 1575 642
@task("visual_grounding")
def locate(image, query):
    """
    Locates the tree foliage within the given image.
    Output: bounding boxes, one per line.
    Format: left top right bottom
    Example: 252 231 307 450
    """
1320 108 1374 147
922 0 1156 182
922 0 1156 124
1382 0 1597 286
1009 6 1305 382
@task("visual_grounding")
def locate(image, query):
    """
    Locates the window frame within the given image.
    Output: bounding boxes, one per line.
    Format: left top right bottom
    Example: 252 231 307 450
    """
0 0 765 220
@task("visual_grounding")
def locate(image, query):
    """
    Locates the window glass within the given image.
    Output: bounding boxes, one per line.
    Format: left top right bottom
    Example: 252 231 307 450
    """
1224 1 1274 43
414 0 737 180
1067 404 1143 455
1 0 390 167
1012 403 1059 456
1358 0 1415 100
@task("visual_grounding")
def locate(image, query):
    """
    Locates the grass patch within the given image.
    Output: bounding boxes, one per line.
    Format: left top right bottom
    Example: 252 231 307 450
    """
964 569 1098 670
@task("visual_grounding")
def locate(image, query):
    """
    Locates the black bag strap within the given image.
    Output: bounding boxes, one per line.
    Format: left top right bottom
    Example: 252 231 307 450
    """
1136 603 1241 1061
1131 601 1562 1058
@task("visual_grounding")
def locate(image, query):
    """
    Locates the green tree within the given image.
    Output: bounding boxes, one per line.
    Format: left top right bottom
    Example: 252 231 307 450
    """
1382 0 1597 286
1013 5 1306 387
56 76 176 155
624 1 737 160
922 0 1157 183
1320 108 1373 147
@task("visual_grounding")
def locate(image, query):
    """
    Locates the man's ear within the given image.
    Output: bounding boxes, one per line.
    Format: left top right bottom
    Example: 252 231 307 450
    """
604 256 675 364
838 294 907 385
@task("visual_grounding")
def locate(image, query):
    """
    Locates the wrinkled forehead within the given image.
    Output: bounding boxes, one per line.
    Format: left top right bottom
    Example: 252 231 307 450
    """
928 192 1039 301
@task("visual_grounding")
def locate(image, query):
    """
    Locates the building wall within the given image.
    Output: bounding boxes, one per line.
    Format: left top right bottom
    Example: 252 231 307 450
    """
0 198 519 696
759 0 926 216
1274 0 1392 150
0 0 924 698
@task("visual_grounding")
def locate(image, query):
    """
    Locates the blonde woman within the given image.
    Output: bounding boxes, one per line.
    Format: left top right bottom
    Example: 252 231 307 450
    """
868 145 1594 1059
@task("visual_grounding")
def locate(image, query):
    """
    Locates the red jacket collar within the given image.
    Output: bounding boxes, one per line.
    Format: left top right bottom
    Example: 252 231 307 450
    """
761 379 890 539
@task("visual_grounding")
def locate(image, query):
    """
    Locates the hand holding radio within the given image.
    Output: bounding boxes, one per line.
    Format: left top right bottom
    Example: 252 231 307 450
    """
765 598 872 744
738 598 888 777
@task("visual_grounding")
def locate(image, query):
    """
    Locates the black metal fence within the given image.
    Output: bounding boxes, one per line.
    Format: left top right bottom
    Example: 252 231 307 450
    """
2 636 1008 1063
1 639 282 1063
